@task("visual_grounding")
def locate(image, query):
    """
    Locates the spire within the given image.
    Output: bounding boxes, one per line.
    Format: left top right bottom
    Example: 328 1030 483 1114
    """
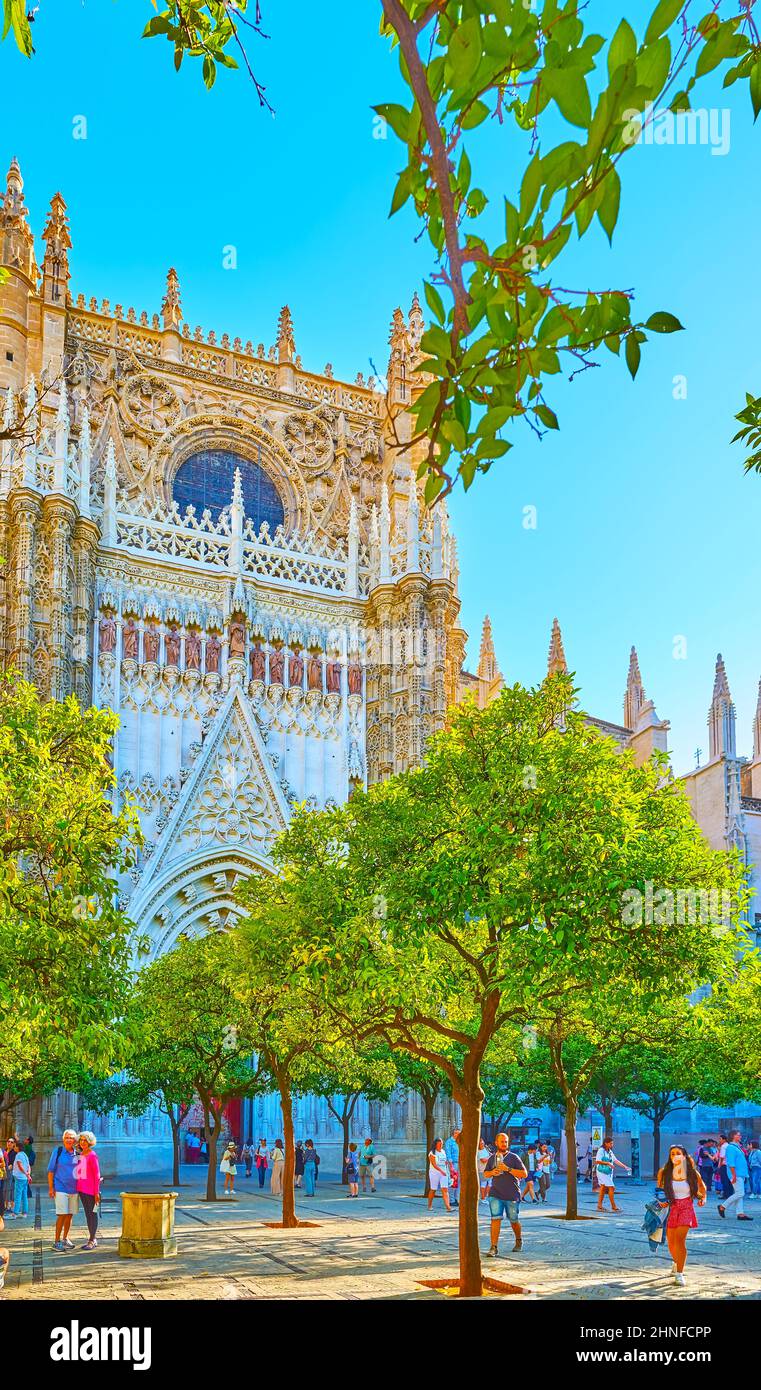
276 305 295 365
754 679 761 763
53 377 69 491
347 496 359 597
1 158 37 280
161 268 182 330
547 617 567 676
708 653 736 761
41 192 71 305
78 405 91 518
229 465 245 575
623 645 646 730
477 616 499 683
408 290 424 352
102 439 117 546
405 466 420 572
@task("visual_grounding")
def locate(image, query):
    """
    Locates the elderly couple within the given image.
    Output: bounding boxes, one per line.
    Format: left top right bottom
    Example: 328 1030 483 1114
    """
47 1129 102 1253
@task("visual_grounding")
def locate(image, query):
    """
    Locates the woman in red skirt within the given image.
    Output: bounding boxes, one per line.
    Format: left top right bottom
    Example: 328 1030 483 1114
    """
657 1144 706 1286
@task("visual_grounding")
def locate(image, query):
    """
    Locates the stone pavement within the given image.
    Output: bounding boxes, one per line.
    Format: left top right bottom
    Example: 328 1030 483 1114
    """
2 1168 759 1301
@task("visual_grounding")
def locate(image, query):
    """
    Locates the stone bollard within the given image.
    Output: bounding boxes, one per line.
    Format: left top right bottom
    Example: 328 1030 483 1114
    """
118 1191 178 1258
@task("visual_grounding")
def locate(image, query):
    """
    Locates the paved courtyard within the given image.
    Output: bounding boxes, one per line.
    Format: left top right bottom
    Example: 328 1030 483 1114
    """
3 1167 759 1301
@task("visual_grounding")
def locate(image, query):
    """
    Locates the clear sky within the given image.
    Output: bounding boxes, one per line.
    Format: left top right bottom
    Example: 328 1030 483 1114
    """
3 0 760 772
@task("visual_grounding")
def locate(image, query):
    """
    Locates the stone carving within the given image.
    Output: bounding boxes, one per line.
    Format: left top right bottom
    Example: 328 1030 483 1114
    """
348 661 362 696
205 634 221 673
99 615 117 654
250 641 266 681
122 618 139 660
185 630 201 670
165 625 181 666
123 373 182 435
326 660 341 694
229 620 246 658
269 648 284 685
289 648 304 687
144 626 160 664
307 655 323 691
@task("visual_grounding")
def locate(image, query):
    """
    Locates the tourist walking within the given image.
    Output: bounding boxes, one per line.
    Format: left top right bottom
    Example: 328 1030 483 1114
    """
427 1138 452 1211
359 1137 376 1193
241 1140 254 1178
484 1132 527 1258
255 1138 270 1189
294 1141 305 1188
444 1128 460 1208
0 1209 9 1291
718 1130 753 1221
595 1136 630 1211
584 1143 594 1183
656 1145 706 1286
302 1139 319 1196
48 1129 80 1251
696 1139 716 1195
537 1141 553 1203
76 1131 101 1250
0 1145 7 1218
747 1140 761 1199
345 1142 359 1197
11 1143 31 1219
717 1134 732 1198
522 1141 539 1202
270 1139 285 1195
220 1142 238 1195
478 1136 492 1200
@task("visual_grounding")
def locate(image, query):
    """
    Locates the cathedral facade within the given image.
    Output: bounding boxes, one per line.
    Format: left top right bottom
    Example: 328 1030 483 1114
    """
2 159 758 1171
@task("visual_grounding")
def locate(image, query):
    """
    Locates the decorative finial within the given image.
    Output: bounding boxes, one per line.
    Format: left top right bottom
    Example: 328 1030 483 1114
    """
547 617 567 676
161 268 182 330
276 305 295 364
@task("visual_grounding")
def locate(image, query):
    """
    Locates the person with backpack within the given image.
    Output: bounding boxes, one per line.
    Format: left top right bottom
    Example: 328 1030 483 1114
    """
47 1129 80 1252
302 1139 319 1196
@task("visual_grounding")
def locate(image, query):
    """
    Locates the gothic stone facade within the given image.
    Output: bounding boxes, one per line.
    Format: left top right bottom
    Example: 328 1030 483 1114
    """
0 162 465 1170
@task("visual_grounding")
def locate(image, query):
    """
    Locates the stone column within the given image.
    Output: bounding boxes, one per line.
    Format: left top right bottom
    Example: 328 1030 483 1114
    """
71 515 99 705
42 496 77 700
8 489 40 680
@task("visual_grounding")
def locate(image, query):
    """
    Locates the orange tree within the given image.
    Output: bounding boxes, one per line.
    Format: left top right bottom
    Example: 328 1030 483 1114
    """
239 674 745 1295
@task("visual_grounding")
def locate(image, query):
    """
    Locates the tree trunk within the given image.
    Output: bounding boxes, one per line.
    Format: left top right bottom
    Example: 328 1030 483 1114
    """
564 1096 579 1219
276 1067 298 1228
652 1112 662 1179
453 1082 483 1298
341 1113 350 1184
201 1094 221 1201
166 1100 181 1187
422 1092 437 1197
602 1097 614 1141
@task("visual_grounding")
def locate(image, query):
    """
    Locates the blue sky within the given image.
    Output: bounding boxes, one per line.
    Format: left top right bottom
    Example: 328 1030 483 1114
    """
3 0 760 771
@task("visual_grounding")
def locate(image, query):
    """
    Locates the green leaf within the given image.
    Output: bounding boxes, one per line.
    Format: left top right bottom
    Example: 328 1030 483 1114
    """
372 103 411 142
423 281 446 326
645 0 684 45
597 167 621 244
644 311 684 333
751 60 761 122
448 17 482 86
389 169 412 216
542 68 592 128
635 36 671 96
535 403 559 430
607 18 637 79
461 99 490 130
625 333 641 379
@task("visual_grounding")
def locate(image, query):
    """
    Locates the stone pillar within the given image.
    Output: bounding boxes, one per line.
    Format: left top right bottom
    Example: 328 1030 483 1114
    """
71 516 100 705
8 489 40 679
42 496 76 700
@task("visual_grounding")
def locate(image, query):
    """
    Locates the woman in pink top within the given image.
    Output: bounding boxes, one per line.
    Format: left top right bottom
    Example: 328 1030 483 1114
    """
76 1131 101 1251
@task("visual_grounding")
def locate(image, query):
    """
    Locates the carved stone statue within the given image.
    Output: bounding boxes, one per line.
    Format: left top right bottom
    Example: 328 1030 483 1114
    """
269 648 284 685
165 625 181 666
250 641 266 681
98 615 117 654
185 630 201 671
122 618 139 661
307 655 323 692
229 620 246 658
348 661 362 696
205 634 221 673
144 625 160 664
289 648 304 687
326 660 341 694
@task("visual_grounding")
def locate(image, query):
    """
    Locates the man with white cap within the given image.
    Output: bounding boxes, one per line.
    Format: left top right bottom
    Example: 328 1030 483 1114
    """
47 1129 79 1252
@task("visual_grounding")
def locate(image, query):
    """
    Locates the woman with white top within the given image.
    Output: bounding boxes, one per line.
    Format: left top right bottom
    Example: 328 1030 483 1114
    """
656 1144 706 1286
427 1138 452 1211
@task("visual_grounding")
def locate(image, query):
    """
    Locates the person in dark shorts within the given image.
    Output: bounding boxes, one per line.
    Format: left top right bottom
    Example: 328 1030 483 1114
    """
483 1132 527 1257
